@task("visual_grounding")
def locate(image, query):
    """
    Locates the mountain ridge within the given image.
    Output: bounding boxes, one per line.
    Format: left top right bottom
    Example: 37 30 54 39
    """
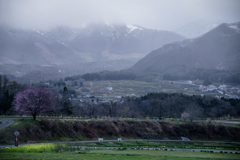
130 22 240 73
0 23 185 66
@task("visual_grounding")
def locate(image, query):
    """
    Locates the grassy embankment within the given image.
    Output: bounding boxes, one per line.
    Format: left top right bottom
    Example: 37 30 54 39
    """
1 118 240 145
1 115 239 127
0 144 240 160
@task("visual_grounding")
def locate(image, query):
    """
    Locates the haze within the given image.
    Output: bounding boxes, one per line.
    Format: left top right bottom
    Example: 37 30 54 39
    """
0 0 240 31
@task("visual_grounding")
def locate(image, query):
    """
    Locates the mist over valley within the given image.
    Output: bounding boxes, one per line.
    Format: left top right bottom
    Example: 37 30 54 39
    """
0 2 240 158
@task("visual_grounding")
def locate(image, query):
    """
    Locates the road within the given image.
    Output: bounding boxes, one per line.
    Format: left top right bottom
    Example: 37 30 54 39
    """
0 118 15 130
214 120 240 124
79 146 240 153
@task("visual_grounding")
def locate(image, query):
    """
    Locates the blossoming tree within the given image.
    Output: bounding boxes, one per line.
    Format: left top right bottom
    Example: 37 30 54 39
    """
13 88 55 120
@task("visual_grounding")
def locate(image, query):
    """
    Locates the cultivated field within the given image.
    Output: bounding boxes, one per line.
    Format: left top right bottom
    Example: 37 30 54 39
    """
79 80 227 99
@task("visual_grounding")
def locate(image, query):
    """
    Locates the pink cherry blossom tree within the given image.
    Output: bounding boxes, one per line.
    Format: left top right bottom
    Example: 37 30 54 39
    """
13 88 55 120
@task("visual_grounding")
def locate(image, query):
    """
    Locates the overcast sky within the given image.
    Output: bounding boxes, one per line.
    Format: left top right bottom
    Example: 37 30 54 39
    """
0 0 239 31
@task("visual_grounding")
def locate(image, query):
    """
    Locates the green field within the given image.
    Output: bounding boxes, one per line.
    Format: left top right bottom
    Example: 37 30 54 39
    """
1 149 239 160
1 139 239 160
76 141 240 151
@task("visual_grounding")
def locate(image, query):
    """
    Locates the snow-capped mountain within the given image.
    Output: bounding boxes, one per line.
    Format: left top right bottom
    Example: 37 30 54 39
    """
65 22 185 56
0 23 185 66
130 22 240 73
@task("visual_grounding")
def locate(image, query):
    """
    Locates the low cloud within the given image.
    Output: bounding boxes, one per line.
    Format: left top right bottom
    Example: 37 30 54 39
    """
0 0 239 30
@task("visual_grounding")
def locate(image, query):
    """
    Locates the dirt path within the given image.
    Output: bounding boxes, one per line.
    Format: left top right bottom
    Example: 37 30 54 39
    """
0 118 15 130
214 120 240 124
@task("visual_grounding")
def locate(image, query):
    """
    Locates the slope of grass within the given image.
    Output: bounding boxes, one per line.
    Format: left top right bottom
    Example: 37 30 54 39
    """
1 119 240 145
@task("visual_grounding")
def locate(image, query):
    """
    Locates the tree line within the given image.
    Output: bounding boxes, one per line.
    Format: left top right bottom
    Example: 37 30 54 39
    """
82 70 137 81
68 92 240 120
121 93 240 119
163 68 240 84
65 68 240 84
1 74 240 120
0 75 27 115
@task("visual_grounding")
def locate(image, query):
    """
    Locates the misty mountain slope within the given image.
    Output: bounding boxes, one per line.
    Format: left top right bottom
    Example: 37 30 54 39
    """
130 22 240 73
68 23 185 55
0 23 185 66
175 20 220 39
0 25 75 65
44 26 80 43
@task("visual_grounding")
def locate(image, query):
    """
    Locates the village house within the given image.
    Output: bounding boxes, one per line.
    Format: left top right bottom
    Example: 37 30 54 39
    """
106 87 113 91
219 85 227 91
186 80 193 84
230 87 240 94
199 85 217 92
229 95 240 99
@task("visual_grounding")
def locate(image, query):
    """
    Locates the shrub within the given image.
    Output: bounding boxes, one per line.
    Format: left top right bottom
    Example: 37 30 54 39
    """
0 144 67 153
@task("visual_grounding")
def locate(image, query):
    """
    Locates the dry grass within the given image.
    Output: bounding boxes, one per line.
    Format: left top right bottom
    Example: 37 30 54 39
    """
1 119 240 145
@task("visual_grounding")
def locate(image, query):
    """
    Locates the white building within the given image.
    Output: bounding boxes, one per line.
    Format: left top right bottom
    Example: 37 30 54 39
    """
207 85 217 90
186 80 193 84
219 85 227 91
229 95 240 99
106 87 113 91
199 85 216 92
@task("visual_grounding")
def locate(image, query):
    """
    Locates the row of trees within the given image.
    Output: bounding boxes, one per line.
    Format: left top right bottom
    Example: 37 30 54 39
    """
66 93 240 120
8 89 240 120
0 75 27 115
164 67 240 84
82 71 137 81
121 93 240 119
65 67 240 84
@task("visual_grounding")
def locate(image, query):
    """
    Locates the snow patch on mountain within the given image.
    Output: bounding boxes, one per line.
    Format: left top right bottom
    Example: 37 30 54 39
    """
229 25 239 30
229 23 240 33
127 25 142 34
32 29 44 35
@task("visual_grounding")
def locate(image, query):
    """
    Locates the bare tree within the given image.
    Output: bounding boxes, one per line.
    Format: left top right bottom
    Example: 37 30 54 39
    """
165 95 180 118
184 103 202 122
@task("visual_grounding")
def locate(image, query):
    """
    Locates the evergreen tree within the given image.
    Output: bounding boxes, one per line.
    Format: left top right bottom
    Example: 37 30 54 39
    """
203 79 212 86
80 82 84 87
0 75 26 115
61 87 73 116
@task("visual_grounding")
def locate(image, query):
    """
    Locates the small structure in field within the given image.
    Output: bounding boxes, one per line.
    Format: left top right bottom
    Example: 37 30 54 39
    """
106 87 113 91
186 80 193 84
98 138 103 142
181 137 190 141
